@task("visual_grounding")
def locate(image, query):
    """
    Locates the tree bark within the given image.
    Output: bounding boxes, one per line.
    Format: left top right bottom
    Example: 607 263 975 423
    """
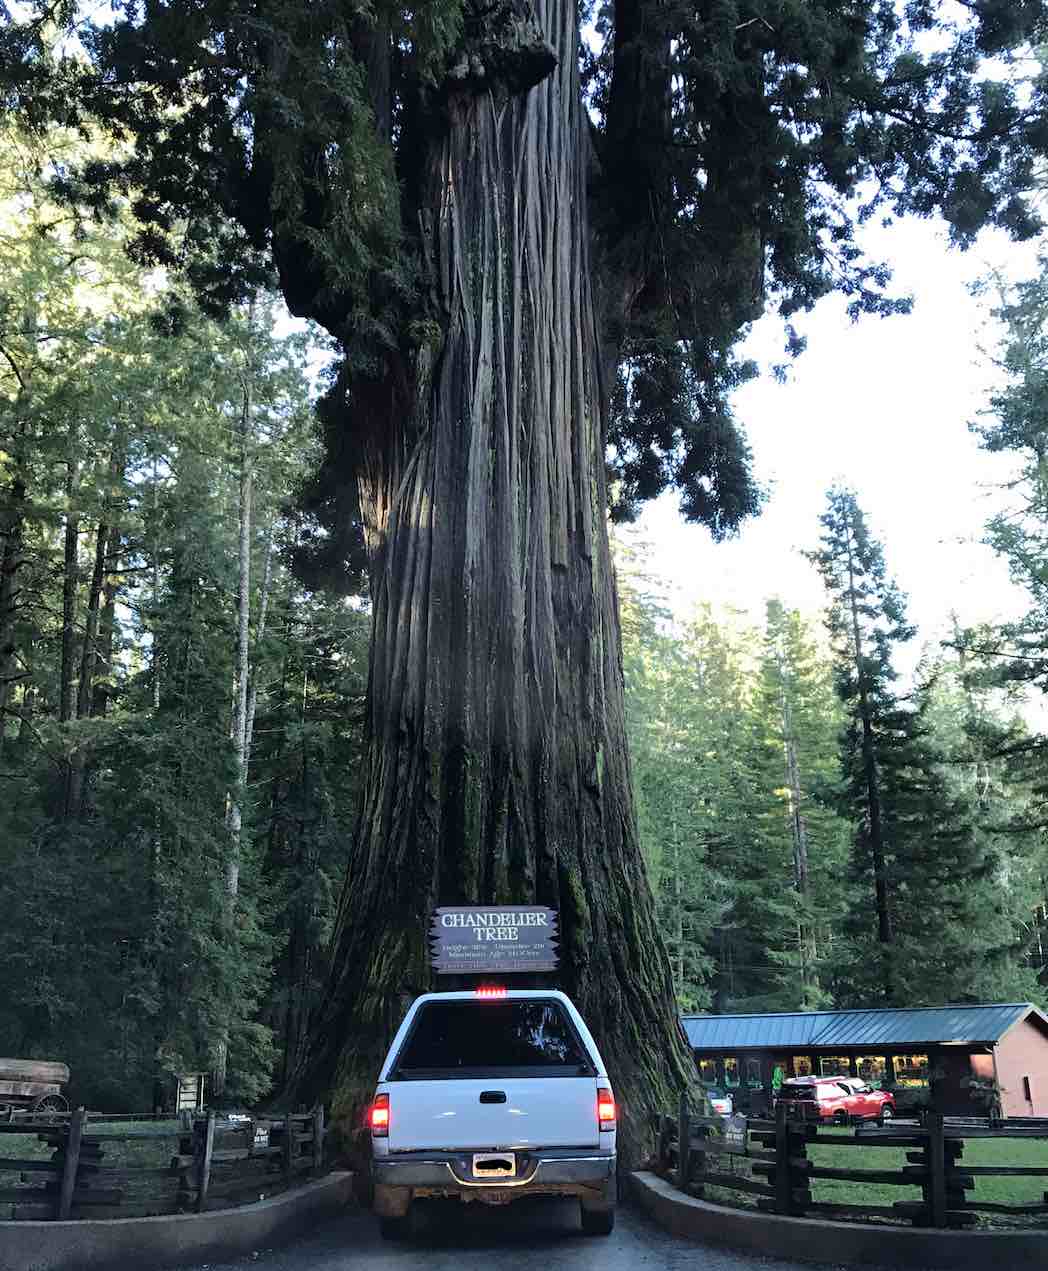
244 524 274 757
215 380 253 1098
294 0 695 1162
91 520 121 718
0 476 27 756
59 460 79 728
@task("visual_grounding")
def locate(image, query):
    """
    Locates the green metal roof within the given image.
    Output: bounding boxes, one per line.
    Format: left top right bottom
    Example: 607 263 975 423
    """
681 1003 1048 1052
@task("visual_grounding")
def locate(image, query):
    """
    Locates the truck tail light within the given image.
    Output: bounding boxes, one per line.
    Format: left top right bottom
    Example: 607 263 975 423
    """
370 1093 389 1136
475 985 507 999
597 1088 616 1129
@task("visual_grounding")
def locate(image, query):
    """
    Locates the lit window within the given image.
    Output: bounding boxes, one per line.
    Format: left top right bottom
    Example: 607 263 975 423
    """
792 1056 813 1077
857 1055 887 1088
699 1058 717 1083
895 1054 929 1086
746 1058 762 1089
820 1056 850 1077
723 1058 740 1088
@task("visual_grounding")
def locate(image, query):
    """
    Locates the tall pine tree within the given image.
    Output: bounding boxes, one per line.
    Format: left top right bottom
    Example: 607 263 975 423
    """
810 487 917 1002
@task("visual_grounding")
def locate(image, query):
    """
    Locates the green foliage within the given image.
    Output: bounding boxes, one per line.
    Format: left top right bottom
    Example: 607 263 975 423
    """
617 534 851 1013
810 487 1042 1007
4 1 1048 551
586 0 1048 521
966 255 1048 986
0 126 370 1108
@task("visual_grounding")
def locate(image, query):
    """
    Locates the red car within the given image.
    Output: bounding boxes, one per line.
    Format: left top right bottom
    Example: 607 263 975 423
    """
775 1075 896 1125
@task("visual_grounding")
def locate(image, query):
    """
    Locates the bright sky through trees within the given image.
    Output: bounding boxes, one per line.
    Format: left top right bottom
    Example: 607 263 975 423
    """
635 213 1042 684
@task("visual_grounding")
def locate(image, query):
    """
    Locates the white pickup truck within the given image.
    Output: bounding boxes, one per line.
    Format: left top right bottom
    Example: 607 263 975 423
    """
369 988 617 1238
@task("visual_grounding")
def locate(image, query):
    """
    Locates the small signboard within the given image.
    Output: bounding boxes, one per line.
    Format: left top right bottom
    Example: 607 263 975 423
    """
253 1123 270 1151
430 906 558 974
723 1114 748 1155
176 1072 206 1114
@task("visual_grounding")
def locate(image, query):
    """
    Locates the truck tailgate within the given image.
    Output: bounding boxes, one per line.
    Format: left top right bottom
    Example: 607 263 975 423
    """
385 1077 600 1151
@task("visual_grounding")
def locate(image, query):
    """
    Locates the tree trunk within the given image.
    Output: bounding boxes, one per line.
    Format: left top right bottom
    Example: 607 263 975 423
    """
65 516 107 814
226 383 252 901
59 459 80 818
244 525 274 756
214 382 253 1098
59 461 79 728
844 530 894 996
294 0 695 1162
0 476 27 756
91 520 121 718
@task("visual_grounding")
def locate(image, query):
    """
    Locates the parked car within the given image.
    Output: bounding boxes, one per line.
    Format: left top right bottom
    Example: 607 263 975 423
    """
700 1084 734 1116
775 1075 896 1125
369 988 616 1239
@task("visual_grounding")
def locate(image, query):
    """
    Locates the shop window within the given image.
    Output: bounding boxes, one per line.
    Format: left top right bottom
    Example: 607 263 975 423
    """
792 1056 813 1077
895 1053 929 1086
699 1057 717 1084
723 1058 740 1088
819 1055 850 1077
746 1058 763 1089
857 1055 887 1088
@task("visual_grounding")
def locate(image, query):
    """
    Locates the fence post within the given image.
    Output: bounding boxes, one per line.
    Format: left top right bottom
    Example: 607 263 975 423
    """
676 1092 690 1191
196 1110 216 1213
57 1106 85 1219
774 1100 791 1215
312 1105 324 1174
283 1112 294 1181
928 1112 946 1228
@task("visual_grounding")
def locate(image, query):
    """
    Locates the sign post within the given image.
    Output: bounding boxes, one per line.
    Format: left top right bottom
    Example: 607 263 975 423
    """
430 906 558 975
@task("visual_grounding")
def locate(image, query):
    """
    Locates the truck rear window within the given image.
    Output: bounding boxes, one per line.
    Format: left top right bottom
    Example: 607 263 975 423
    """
391 1000 595 1078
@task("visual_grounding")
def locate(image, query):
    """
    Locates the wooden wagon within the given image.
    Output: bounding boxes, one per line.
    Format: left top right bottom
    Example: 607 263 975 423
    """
0 1058 69 1119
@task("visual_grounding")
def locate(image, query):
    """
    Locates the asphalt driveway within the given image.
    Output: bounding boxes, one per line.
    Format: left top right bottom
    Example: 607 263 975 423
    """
182 1196 898 1271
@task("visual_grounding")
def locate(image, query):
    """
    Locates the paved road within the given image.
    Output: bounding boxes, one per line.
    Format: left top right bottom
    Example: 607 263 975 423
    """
184 1199 882 1271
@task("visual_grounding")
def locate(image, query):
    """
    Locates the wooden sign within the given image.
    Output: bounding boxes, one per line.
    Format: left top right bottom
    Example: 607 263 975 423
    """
0 1059 69 1085
430 906 558 974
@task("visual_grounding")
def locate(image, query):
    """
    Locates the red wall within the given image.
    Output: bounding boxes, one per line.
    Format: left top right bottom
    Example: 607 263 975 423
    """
994 1016 1048 1117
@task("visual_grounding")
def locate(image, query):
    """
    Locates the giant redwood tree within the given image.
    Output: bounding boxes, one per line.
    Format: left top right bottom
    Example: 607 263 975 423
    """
5 0 1048 1156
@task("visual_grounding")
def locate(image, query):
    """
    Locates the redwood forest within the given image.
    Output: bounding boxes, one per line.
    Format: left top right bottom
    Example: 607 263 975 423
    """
1 0 1048 1165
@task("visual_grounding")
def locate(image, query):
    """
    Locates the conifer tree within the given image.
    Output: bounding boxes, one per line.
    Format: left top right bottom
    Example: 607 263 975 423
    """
617 540 723 1011
809 487 917 1001
970 260 1048 971
888 660 1043 1005
749 600 849 1010
0 122 372 1104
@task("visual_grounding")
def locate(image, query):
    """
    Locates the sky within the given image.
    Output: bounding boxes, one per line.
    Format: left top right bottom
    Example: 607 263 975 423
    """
627 213 1044 683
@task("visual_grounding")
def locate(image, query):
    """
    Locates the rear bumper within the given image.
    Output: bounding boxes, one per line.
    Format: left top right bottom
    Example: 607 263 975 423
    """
372 1148 615 1214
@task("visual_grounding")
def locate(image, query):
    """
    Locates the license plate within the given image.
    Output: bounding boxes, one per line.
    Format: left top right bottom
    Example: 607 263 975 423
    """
475 1188 514 1205
472 1152 516 1178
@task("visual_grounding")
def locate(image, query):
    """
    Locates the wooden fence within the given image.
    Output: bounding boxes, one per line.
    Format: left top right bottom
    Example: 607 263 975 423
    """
656 1096 1048 1229
0 1107 324 1220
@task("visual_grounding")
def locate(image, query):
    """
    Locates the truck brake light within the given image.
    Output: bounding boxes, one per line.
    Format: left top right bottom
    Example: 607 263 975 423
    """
475 986 507 999
370 1093 389 1136
597 1088 616 1129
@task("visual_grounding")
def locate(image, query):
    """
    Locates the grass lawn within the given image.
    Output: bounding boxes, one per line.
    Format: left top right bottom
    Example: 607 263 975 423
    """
0 1121 184 1219
695 1124 1048 1231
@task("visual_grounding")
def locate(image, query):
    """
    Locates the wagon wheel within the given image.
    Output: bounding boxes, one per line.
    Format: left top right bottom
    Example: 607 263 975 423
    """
32 1093 68 1122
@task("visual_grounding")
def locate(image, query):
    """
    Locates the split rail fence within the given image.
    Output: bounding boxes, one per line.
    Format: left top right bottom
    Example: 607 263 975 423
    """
0 1107 324 1220
656 1097 1048 1229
